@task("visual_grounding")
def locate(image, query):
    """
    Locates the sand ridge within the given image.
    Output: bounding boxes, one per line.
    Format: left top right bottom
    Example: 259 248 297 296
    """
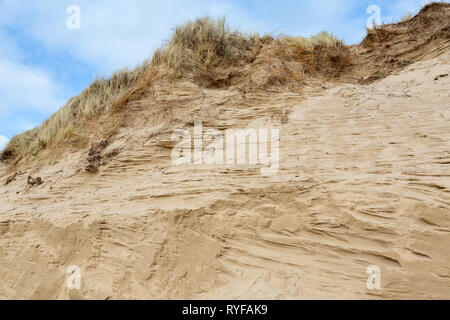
1 49 449 299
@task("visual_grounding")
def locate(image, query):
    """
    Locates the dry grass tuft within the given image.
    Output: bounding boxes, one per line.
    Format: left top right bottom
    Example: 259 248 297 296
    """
3 60 151 162
400 13 414 22
281 31 345 51
152 17 260 81
2 17 350 163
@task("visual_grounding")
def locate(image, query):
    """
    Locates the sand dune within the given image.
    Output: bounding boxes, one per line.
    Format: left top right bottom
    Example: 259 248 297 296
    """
0 3 449 300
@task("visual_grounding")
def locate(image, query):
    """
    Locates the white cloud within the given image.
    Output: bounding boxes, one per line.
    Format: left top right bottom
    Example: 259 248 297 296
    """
0 135 9 151
0 61 65 114
0 1 268 74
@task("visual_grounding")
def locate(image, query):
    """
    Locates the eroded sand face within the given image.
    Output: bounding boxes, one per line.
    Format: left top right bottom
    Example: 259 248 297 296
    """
0 52 449 300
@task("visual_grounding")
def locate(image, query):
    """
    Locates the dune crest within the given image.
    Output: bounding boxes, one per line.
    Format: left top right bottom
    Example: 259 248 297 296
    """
1 3 449 299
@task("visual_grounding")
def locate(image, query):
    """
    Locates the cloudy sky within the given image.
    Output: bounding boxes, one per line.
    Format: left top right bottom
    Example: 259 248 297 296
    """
0 0 442 149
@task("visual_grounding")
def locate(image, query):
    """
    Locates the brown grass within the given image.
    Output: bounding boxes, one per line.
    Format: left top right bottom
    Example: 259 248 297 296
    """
152 17 261 83
400 13 414 22
2 60 151 162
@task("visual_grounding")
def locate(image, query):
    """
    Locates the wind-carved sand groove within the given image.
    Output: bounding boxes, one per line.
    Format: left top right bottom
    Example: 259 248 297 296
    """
0 50 449 299
1 3 450 299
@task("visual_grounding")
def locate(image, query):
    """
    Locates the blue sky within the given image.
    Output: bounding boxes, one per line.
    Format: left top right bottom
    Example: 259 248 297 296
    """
0 0 443 149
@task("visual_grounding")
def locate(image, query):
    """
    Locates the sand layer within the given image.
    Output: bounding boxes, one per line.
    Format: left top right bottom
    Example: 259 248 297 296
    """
1 49 449 299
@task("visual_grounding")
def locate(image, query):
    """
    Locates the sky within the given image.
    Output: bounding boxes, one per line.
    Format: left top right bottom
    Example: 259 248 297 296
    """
0 0 444 150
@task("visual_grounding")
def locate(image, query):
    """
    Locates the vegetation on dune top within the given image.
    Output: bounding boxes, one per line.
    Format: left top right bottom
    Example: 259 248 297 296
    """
2 60 150 162
2 16 348 164
281 31 345 50
3 2 450 165
152 17 260 75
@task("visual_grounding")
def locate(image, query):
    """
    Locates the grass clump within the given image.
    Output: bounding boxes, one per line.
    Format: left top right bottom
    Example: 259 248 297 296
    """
152 17 260 79
2 61 150 161
2 18 350 163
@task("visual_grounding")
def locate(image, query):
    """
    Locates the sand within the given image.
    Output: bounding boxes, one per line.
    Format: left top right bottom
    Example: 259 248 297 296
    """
0 48 449 299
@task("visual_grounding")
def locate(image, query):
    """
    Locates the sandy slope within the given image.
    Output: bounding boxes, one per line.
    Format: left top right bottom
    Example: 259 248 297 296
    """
1 50 450 300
